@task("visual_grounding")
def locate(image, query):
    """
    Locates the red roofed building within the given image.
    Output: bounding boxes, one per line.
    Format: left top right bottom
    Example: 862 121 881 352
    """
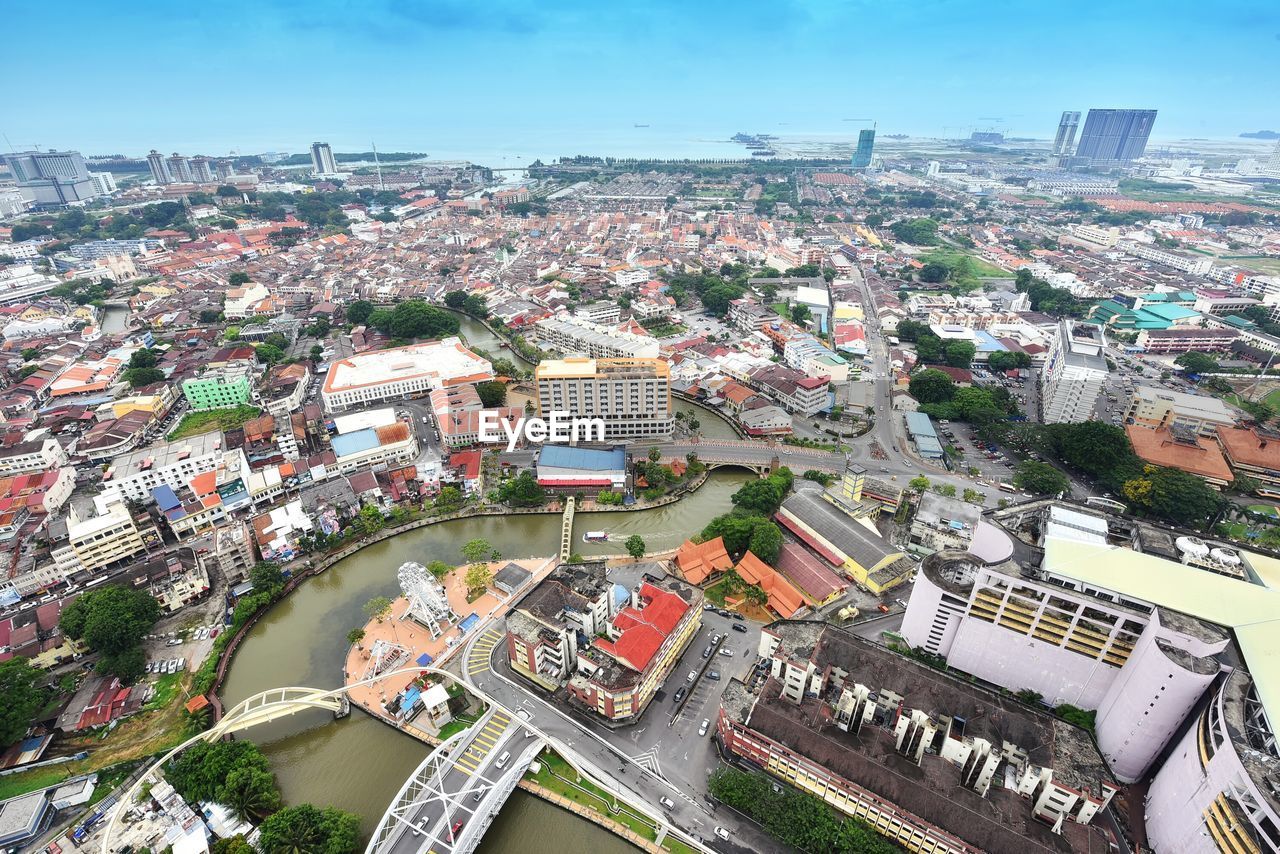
569 578 703 721
674 536 733 584
733 551 806 618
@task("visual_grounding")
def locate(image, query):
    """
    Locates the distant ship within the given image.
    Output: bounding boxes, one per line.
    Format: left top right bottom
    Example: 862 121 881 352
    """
634 124 650 128
583 531 609 543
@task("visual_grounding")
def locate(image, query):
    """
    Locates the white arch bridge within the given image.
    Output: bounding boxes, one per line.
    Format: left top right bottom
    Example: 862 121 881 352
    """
97 667 571 854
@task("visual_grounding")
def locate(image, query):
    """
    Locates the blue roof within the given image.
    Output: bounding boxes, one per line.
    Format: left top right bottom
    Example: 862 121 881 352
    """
416 652 434 667
330 428 381 458
538 444 626 471
972 330 1008 353
459 613 479 633
153 484 181 512
904 412 945 457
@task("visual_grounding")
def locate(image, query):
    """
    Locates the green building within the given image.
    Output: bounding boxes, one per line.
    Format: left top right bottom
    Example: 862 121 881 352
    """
181 369 253 411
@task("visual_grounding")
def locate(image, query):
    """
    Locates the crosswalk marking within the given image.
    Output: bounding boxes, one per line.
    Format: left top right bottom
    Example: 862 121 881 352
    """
631 746 665 779
466 629 503 676
451 711 512 777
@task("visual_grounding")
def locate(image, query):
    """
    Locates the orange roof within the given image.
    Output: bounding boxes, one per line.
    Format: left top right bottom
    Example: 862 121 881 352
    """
734 551 805 618
1126 426 1232 483
674 537 732 585
185 695 210 713
189 470 217 497
1217 426 1280 470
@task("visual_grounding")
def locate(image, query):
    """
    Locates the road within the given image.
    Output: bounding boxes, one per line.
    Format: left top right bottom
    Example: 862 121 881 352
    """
458 618 774 852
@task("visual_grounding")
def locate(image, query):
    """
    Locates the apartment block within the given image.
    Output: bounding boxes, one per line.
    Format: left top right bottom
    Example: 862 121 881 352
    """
535 357 674 440
534 315 660 359
181 367 255 411
1040 320 1108 424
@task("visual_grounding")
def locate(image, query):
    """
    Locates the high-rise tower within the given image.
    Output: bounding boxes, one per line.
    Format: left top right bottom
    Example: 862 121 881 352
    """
310 142 338 175
851 129 876 168
1052 111 1081 156
1074 109 1157 165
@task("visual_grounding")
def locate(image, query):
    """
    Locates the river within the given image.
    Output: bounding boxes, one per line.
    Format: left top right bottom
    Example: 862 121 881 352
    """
218 470 750 846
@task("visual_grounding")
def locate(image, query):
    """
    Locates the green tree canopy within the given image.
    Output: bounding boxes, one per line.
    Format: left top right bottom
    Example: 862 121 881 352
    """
346 300 374 325
890 217 940 245
476 380 507 406
986 350 1032 373
1123 466 1225 528
59 586 160 679
124 367 166 388
1174 351 1220 375
443 290 468 309
167 740 273 804
918 261 950 283
625 534 647 559
370 300 460 340
0 658 48 747
257 804 361 854
909 369 957 404
1013 461 1070 496
730 471 793 516
497 471 546 507
747 519 783 565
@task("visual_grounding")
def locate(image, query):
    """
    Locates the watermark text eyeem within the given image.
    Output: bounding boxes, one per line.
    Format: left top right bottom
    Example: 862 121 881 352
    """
477 410 606 452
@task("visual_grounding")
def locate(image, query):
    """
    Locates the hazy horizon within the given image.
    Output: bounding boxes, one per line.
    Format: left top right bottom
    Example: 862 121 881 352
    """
4 0 1278 157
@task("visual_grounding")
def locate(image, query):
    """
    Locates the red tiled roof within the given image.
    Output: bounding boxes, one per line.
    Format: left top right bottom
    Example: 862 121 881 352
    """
776 542 849 603
734 551 805 618
674 537 732 585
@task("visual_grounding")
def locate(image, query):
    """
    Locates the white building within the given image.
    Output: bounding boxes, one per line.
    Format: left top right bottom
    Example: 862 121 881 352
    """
320 338 493 412
1040 320 1108 424
534 315 659 360
0 436 68 477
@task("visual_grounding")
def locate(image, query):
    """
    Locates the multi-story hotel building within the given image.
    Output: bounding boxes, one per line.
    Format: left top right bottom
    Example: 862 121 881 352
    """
897 499 1280 853
321 338 493 412
535 357 674 440
1125 384 1237 437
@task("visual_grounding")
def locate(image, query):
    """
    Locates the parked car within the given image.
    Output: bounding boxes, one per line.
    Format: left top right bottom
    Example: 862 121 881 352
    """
660 796 675 809
731 623 747 633
698 719 710 736
707 670 720 681
714 827 730 841
673 687 687 703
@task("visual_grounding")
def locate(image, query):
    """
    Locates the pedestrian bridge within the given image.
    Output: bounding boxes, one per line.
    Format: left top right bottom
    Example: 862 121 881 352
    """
99 667 541 854
367 706 545 854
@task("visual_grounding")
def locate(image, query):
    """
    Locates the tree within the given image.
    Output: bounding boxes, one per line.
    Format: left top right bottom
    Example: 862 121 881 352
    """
371 300 459 340
222 765 281 822
0 658 48 747
963 488 985 504
124 367 166 388
731 472 791 516
462 293 489 318
908 476 930 492
257 804 361 854
310 344 324 362
255 344 285 364
908 369 956 404
1232 474 1262 496
362 596 393 623
790 303 812 325
346 300 374 325
427 560 452 579
987 350 1031 373
743 585 768 606
1174 351 1219 376
128 348 158 370
1014 461 1070 496
434 485 463 511
890 217 940 245
1123 465 1225 528
476 380 507 406
465 563 493 597
942 340 976 369
497 471 545 507
346 628 365 646
228 272 251 286
212 836 256 854
444 290 468 309
1042 421 1141 489
625 534 647 559
60 586 160 679
918 262 950 283
250 560 284 592
701 513 772 555
167 740 273 804
648 447 662 462
747 520 783 565
461 538 492 566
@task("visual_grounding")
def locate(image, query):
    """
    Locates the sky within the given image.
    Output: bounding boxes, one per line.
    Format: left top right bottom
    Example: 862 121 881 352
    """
4 0 1278 160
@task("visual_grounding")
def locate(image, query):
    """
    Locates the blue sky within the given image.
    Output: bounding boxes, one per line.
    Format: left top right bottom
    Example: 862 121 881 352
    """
5 0 1278 159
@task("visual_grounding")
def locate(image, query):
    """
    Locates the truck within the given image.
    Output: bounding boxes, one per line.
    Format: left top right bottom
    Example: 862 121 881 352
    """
837 605 859 621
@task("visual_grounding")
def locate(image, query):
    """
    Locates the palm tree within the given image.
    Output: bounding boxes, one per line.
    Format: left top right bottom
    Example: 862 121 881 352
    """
221 766 281 823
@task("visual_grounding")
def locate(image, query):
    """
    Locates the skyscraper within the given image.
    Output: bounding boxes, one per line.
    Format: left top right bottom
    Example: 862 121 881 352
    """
1 150 99 206
214 160 234 181
188 156 214 183
310 142 338 175
1052 111 1080 156
146 149 172 184
1269 139 1280 171
166 153 192 183
851 129 875 169
1074 109 1157 165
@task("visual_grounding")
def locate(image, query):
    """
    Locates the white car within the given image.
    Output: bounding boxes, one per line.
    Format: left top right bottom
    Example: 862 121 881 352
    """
698 719 710 736
659 796 675 809
714 827 730 841
718 648 734 657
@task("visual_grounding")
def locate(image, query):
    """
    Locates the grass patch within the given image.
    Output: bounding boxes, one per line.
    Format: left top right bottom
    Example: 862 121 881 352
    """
1248 505 1280 517
704 579 731 607
0 767 71 801
919 250 1008 278
527 751 659 842
1262 389 1280 410
1219 256 1280 276
143 673 182 712
437 707 485 741
168 405 263 440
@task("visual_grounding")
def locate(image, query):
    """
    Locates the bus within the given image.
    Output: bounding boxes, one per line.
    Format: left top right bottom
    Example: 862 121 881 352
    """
998 482 1018 493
